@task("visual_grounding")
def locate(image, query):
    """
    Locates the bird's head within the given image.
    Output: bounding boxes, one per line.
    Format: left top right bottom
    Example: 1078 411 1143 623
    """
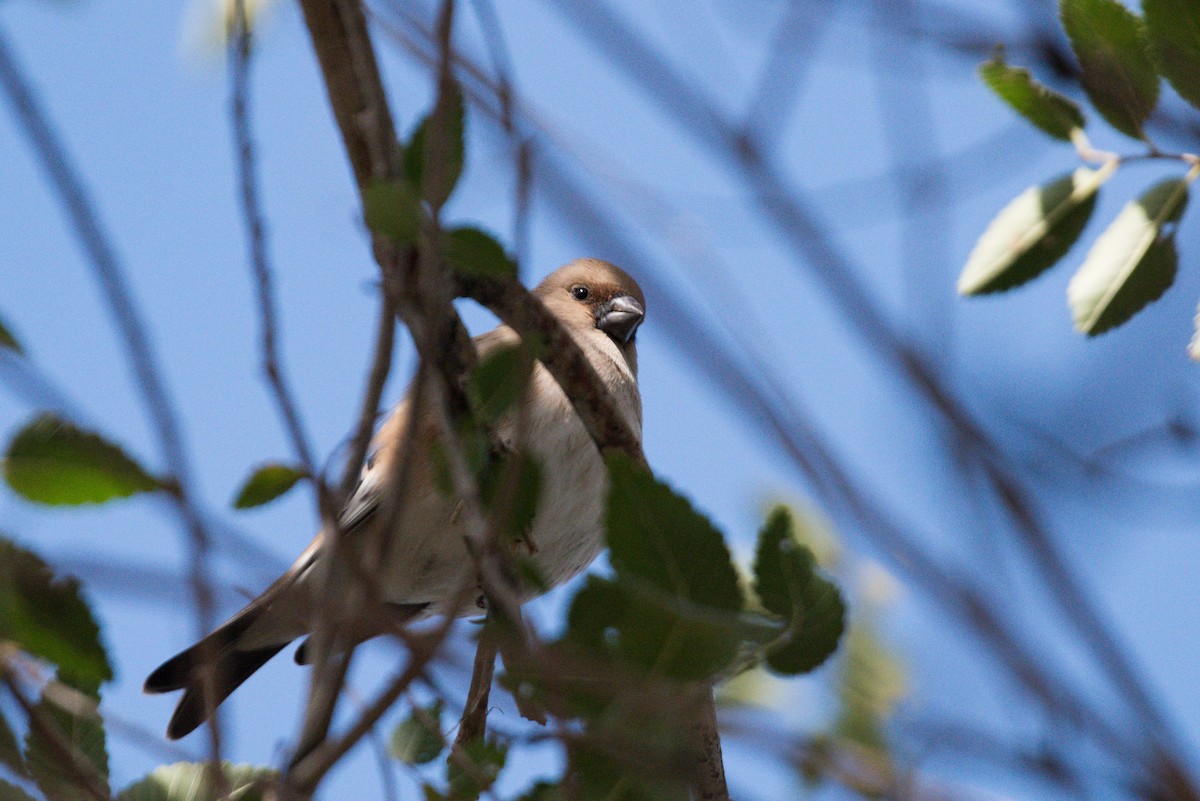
534 258 646 349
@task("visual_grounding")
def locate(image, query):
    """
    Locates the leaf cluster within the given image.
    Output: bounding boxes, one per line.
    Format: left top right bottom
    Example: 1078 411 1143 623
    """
362 80 516 282
961 0 1200 349
492 460 845 800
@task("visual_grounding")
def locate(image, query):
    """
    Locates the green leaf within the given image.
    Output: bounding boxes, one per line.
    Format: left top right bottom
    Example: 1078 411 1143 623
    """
0 780 37 801
389 701 444 765
403 82 465 209
1143 0 1200 112
1068 177 1189 335
446 739 506 801
834 622 907 753
0 539 112 693
752 507 846 676
443 227 516 280
481 452 543 546
3 414 161 506
1060 0 1160 139
566 576 772 681
0 713 25 779
604 454 742 612
568 733 690 801
468 343 530 426
0 318 23 356
978 56 1085 140
231 463 305 510
958 166 1109 295
25 695 109 801
117 762 275 801
363 180 422 245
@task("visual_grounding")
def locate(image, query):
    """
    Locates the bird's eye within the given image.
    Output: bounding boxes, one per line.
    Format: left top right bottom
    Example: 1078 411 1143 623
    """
571 285 590 301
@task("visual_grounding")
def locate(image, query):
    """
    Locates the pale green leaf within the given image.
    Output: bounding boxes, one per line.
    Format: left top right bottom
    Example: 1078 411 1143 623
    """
3 414 161 506
959 166 1109 295
1060 0 1160 139
1068 177 1189 335
978 56 1085 140
117 762 275 801
231 463 305 509
834 622 907 752
389 701 444 765
1144 0 1200 112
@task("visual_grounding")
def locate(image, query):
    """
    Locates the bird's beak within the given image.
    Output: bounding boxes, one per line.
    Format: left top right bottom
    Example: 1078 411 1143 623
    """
596 294 644 344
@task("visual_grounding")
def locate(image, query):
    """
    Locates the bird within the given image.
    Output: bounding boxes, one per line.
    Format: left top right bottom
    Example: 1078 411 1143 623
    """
144 258 646 740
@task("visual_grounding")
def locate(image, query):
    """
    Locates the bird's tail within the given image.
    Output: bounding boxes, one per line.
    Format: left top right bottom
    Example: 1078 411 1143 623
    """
144 607 291 740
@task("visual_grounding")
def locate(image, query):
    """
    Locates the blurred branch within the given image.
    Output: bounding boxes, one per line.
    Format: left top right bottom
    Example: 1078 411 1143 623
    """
0 18 224 764
495 0 1193 783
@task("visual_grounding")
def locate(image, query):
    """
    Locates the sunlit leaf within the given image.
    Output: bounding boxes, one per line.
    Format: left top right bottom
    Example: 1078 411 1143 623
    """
443 227 516 280
231 463 305 509
958 166 1109 295
25 695 109 801
1060 0 1159 139
390 701 444 765
3 414 161 506
363 180 422 246
604 454 742 612
1068 177 1189 335
1143 0 1200 112
403 82 465 209
715 665 785 708
446 738 506 801
182 0 281 54
117 762 275 801
0 538 112 693
752 507 846 676
978 56 1085 140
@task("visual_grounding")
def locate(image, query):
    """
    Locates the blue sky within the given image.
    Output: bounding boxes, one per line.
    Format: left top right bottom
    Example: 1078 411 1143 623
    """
3 0 1200 799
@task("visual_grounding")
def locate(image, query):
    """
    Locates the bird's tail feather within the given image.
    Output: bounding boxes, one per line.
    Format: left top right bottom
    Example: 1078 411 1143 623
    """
145 601 293 740
162 642 288 740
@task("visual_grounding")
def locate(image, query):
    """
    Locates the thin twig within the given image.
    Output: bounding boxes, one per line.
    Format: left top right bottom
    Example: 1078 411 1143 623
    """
338 288 397 502
229 0 335 524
